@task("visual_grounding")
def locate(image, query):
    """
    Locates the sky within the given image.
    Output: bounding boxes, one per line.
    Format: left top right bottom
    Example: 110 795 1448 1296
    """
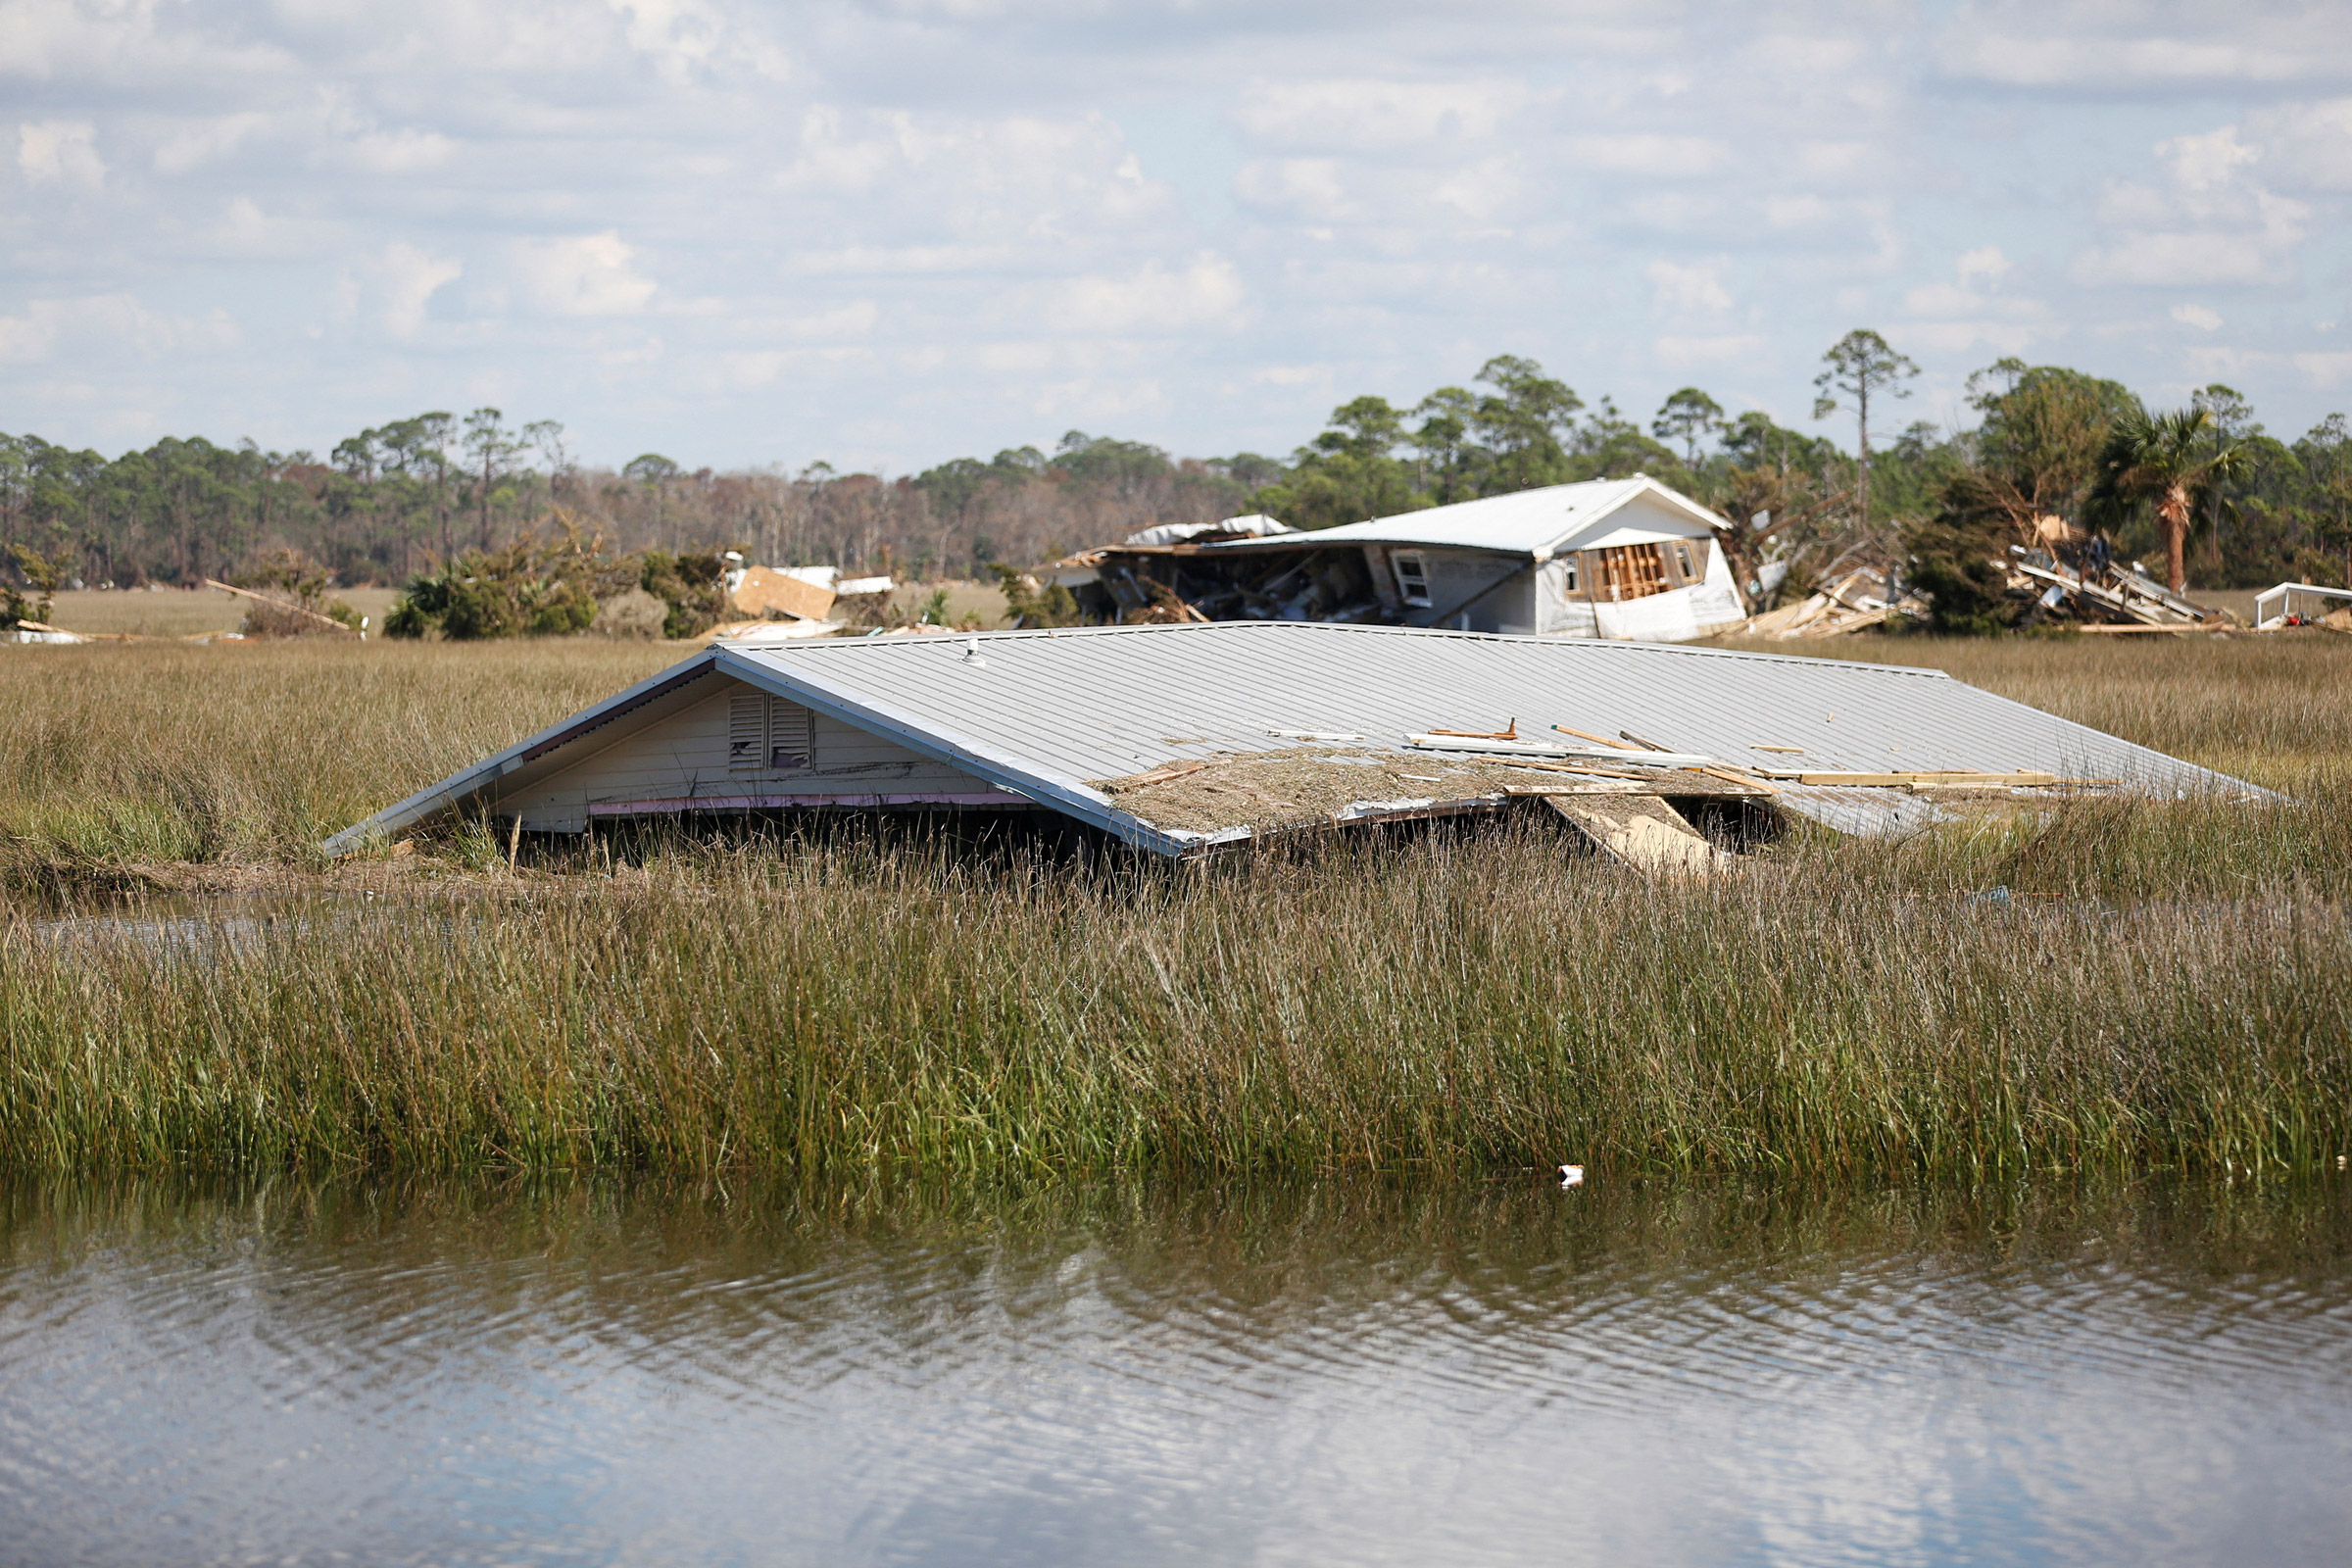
6 0 2352 473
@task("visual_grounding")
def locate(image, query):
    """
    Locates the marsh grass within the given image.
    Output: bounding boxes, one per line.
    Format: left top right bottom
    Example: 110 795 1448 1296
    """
0 639 676 887
1 633 2346 1182
3 825 2345 1181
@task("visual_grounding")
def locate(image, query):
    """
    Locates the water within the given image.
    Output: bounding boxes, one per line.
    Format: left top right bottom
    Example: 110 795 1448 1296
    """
2 1176 2347 1567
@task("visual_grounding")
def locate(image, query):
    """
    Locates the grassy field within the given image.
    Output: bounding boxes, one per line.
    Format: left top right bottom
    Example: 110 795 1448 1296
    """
0 629 2344 1181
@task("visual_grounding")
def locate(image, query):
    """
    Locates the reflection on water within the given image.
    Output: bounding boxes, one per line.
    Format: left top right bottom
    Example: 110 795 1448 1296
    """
2 1176 2347 1567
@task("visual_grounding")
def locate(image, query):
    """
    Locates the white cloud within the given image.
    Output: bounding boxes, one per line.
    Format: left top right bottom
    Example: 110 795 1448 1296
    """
1935 4 2352 88
1648 259 1732 315
155 113 272 173
1052 254 1246 334
2292 350 2352 385
782 301 879 339
1235 158 1357 221
2172 302 2224 331
1956 246 2010 288
773 106 899 192
1656 334 1765 367
0 293 235 364
515 231 658 316
1431 158 1519 220
1564 135 1726 177
371 242 464 337
1232 79 1526 151
2073 123 2310 286
2245 98 2352 191
349 128 456 174
19 119 104 189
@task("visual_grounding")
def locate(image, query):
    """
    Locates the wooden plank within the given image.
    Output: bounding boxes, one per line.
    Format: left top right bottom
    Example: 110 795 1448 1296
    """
1544 796 1731 877
1750 768 2063 786
729 566 837 622
201 577 359 634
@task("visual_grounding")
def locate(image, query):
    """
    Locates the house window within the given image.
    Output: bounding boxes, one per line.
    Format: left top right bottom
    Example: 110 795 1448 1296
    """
1673 542 1698 580
1393 552 1432 608
728 692 813 772
1562 557 1580 593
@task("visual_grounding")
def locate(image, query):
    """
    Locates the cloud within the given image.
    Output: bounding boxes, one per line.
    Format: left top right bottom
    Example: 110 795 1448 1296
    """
155 113 272 173
1648 259 1732 315
2073 124 2310 286
1052 254 1245 333
515 231 658 316
1956 246 2011 287
781 301 879 338
2172 302 2224 330
0 293 235 364
1232 79 1526 151
370 242 463 337
18 119 104 189
1234 158 1357 221
1935 3 2352 88
1655 334 1765 367
349 128 456 174
773 106 900 192
2245 97 2352 191
1565 135 1726 177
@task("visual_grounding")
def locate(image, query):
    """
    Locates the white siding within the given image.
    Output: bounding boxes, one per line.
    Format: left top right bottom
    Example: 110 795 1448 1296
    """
499 676 993 830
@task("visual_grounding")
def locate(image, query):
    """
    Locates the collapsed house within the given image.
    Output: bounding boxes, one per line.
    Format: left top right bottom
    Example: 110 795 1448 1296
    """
324 621 2261 868
1046 476 1749 643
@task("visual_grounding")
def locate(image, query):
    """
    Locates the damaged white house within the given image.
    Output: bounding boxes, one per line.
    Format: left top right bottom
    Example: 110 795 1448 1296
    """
325 621 2259 865
1053 475 1749 642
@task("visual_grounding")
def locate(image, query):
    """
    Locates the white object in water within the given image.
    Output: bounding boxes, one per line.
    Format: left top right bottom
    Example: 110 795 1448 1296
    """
1559 1164 1585 1187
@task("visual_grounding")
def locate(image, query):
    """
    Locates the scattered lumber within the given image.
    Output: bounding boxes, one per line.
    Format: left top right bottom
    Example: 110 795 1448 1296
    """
1750 768 2062 787
1544 796 1732 878
202 577 359 635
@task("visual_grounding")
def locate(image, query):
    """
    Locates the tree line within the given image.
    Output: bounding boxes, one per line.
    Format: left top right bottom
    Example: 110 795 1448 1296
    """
3 340 2348 611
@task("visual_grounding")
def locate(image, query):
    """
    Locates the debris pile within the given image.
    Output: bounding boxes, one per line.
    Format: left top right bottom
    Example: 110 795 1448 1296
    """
2001 548 2228 633
1744 565 1926 639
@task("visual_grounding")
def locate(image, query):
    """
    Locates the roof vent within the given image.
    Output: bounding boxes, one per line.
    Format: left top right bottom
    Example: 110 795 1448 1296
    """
960 639 987 667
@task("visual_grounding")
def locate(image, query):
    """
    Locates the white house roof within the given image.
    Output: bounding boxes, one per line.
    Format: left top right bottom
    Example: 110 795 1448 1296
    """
324 621 2263 858
1202 475 1727 562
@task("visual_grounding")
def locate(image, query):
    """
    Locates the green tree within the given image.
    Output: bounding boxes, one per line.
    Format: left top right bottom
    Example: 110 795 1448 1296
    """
1468 355 1583 492
1250 394 1429 528
2087 406 2252 593
463 408 527 551
1812 329 1919 529
1652 387 1725 468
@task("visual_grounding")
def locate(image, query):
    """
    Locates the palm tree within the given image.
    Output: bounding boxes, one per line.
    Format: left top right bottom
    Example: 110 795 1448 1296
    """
2088 406 2250 594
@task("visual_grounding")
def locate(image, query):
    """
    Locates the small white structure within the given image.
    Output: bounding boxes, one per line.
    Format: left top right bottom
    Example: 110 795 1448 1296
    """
2252 581 2352 628
1200 475 1747 641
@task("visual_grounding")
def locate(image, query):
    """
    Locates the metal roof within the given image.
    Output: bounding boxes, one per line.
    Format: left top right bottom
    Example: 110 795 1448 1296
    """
1200 475 1726 560
321 621 2268 857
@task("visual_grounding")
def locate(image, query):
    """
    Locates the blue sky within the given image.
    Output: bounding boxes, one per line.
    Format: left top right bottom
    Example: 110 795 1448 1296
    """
6 0 2352 469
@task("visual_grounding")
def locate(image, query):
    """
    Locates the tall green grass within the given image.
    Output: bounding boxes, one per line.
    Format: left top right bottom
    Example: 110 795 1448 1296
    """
0 640 675 885
5 826 2344 1179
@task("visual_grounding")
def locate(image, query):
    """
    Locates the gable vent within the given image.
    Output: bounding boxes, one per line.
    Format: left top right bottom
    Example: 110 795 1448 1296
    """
727 693 766 771
729 690 815 772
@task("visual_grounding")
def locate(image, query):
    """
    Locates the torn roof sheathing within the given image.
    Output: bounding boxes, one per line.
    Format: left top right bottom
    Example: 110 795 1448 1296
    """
323 621 2266 858
1195 475 1726 560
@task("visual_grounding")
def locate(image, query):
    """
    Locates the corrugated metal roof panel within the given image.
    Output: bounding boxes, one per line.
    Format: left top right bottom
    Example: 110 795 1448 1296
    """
721 622 2255 829
325 622 2264 858
1200 475 1723 559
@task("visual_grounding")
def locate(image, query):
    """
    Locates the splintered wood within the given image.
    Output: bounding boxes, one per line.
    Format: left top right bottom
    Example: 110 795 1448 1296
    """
1088 748 1764 839
1544 796 1732 877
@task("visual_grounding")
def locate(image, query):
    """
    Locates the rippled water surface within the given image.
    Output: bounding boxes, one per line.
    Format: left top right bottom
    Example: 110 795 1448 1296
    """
2 1177 2347 1567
